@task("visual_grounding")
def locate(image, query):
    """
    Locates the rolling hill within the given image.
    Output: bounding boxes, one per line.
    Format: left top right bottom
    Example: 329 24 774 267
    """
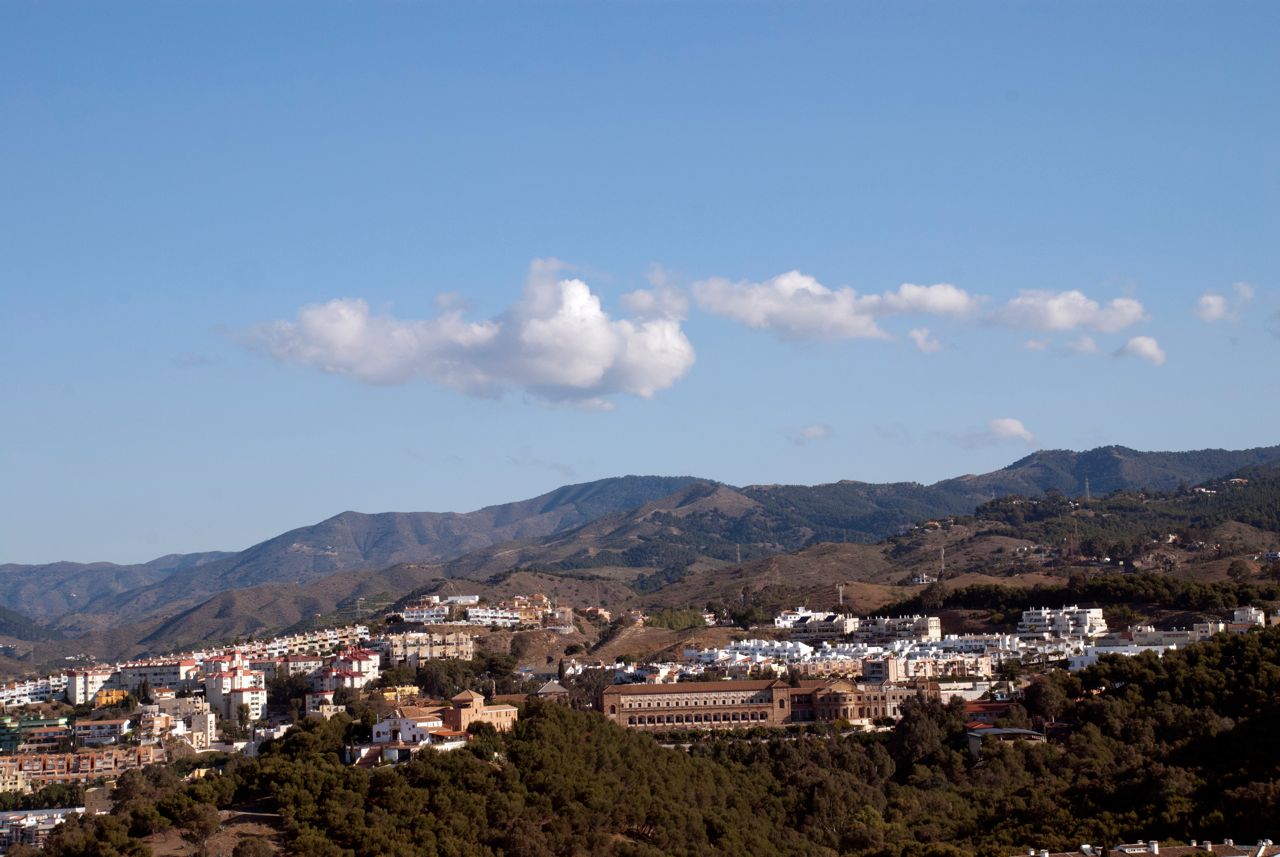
2 475 703 629
4 443 1280 667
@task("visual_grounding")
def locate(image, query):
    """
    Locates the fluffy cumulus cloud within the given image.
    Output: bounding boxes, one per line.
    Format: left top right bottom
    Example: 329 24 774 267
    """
989 417 1035 443
691 271 981 341
1117 335 1167 366
996 290 1146 332
908 328 943 353
953 417 1035 448
245 259 696 407
1195 282 1255 322
1195 293 1230 323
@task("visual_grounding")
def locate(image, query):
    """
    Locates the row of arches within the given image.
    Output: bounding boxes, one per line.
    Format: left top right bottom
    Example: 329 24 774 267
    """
627 710 771 727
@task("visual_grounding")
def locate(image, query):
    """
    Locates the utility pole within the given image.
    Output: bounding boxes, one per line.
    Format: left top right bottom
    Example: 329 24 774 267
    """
940 546 946 580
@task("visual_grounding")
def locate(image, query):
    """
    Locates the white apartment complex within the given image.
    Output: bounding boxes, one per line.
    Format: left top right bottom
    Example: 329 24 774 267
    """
1017 605 1108 639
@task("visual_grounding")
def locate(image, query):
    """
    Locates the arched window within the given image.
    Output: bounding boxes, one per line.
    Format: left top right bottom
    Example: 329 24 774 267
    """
609 705 616 715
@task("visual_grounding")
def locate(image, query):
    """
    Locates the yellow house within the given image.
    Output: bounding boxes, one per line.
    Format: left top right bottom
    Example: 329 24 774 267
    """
92 689 130 709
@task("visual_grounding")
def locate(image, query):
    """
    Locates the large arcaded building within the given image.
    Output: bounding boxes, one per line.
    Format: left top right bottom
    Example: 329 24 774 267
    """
600 678 938 731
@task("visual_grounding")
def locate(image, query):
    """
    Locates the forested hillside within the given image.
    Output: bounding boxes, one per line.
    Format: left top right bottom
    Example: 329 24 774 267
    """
974 465 1280 556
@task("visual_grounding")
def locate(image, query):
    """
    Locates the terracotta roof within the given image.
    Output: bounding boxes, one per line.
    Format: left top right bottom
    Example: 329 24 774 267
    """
452 689 484 702
395 706 445 721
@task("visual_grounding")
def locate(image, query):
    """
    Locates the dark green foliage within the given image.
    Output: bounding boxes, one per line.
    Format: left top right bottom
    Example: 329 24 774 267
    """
645 608 707 630
415 653 522 699
0 783 84 811
977 465 1280 550
42 814 152 856
231 841 274 857
630 565 690 593
888 572 1280 620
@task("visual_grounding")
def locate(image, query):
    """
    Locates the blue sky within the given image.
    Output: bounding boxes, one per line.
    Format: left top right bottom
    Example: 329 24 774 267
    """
2 2 1277 564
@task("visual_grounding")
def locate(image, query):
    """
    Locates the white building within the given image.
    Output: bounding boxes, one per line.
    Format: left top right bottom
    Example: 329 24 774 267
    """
1233 606 1266 627
1017 605 1108 639
465 607 522 627
0 676 66 707
116 659 201 693
854 615 942 644
65 669 114 707
371 706 445 745
204 656 267 726
1068 643 1176 671
774 608 825 629
400 604 451 624
330 649 380 687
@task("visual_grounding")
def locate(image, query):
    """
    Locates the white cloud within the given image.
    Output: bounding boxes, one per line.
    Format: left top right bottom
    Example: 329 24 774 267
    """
1195 293 1229 322
996 290 1146 332
1195 282 1255 322
908 328 943 353
862 282 983 317
1067 334 1100 355
1117 335 1167 366
620 283 689 321
989 417 1035 443
691 271 982 341
692 271 886 340
952 417 1035 448
245 259 696 406
1023 339 1048 351
788 423 832 445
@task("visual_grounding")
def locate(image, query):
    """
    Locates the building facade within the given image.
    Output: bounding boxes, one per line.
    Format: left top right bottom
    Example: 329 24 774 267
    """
600 678 938 731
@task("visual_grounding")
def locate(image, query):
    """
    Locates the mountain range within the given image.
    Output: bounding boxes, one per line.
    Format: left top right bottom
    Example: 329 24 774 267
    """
3 443 1279 665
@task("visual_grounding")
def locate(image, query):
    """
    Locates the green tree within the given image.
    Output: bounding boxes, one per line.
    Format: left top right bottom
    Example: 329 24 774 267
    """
1227 559 1253 583
231 840 274 857
178 802 221 856
1023 676 1067 724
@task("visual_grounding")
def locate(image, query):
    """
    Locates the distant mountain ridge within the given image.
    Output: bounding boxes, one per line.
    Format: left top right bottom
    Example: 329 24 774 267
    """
2 475 704 627
2 444 1279 664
